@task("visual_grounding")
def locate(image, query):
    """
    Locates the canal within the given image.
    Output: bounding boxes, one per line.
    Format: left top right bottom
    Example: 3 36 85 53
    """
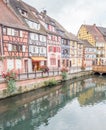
0 75 106 130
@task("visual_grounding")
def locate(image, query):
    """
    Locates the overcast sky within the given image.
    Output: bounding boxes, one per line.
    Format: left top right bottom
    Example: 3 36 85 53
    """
23 0 106 35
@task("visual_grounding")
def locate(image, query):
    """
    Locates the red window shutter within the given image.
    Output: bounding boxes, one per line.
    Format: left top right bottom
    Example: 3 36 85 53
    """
54 47 56 52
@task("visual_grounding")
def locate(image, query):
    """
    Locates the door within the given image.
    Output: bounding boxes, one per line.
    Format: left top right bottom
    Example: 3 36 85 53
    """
24 60 28 72
58 60 60 67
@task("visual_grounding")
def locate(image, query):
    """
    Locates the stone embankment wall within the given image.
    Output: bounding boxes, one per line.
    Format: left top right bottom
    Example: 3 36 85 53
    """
0 71 93 99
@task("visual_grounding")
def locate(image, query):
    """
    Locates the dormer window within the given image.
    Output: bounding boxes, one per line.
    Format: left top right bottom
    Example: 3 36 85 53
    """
18 8 27 17
48 24 55 32
57 29 64 35
50 20 55 26
25 19 40 30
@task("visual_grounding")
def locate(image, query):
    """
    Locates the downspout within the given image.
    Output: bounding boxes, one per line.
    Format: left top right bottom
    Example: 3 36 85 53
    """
0 25 3 56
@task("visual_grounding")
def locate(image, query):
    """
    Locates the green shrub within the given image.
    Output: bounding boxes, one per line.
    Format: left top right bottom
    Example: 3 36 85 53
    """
44 79 57 87
61 72 68 80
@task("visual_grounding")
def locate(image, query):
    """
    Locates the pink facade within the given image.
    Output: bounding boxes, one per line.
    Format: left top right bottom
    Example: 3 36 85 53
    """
47 33 61 70
0 26 29 74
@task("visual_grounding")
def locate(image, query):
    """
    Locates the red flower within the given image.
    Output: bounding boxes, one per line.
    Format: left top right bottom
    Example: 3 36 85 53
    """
2 69 18 81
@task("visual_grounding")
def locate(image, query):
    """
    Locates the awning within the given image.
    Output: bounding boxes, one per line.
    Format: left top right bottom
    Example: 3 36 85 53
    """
31 57 47 62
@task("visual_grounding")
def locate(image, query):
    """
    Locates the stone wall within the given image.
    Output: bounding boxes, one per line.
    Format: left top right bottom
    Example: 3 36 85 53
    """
0 71 93 99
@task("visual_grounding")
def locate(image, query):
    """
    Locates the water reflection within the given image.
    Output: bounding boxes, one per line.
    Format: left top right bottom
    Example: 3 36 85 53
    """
0 76 106 130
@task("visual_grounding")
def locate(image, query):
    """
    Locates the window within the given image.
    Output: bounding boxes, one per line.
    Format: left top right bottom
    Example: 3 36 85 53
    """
18 45 22 52
48 34 51 40
33 47 36 53
25 19 40 30
61 39 63 44
18 8 27 17
12 44 17 51
48 46 52 52
21 10 27 17
7 59 14 70
58 36 61 42
40 35 46 42
3 27 6 35
22 45 26 52
16 59 21 69
30 46 38 53
50 58 56 65
30 33 38 40
40 47 43 53
8 44 12 51
54 36 57 41
14 29 18 36
63 49 68 55
57 47 60 52
7 28 12 35
20 31 23 37
8 44 24 52
52 35 55 41
7 28 18 36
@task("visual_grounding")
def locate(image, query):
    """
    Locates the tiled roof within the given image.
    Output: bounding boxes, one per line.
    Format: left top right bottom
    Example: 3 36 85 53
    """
81 40 95 48
39 11 70 39
9 0 46 35
97 26 106 41
51 18 70 39
21 1 47 35
68 32 79 41
97 26 106 36
0 0 27 29
84 24 105 42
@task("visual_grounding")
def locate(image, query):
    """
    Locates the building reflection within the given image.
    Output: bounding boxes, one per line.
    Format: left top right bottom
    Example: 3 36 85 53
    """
0 76 106 130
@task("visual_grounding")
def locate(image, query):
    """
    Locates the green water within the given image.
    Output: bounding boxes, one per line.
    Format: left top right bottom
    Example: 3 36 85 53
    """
0 75 106 130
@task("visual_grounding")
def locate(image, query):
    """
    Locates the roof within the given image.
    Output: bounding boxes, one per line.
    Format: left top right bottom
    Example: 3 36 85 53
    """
8 0 46 35
0 0 27 29
97 26 106 36
82 24 105 43
97 26 106 41
68 32 79 41
81 40 95 48
39 11 70 39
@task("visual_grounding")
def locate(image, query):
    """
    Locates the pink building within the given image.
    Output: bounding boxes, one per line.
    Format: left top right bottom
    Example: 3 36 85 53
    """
0 0 29 74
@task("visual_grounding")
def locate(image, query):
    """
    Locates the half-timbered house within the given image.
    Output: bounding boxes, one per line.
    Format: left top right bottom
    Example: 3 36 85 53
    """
54 21 71 69
78 24 105 65
81 40 96 70
0 0 29 74
9 0 47 71
38 11 62 70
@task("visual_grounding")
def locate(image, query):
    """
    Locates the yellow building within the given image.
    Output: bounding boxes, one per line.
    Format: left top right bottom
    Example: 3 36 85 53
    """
69 33 83 72
78 24 106 65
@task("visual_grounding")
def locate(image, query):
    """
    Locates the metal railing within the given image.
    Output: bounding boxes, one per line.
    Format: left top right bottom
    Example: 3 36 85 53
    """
15 70 61 81
0 68 91 83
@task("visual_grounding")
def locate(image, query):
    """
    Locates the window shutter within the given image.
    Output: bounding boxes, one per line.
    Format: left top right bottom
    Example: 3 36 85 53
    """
54 47 56 52
8 44 12 51
20 31 23 37
22 45 26 52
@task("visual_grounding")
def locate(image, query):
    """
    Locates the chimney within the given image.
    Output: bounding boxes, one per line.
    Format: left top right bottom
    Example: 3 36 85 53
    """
43 10 47 15
41 10 47 19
